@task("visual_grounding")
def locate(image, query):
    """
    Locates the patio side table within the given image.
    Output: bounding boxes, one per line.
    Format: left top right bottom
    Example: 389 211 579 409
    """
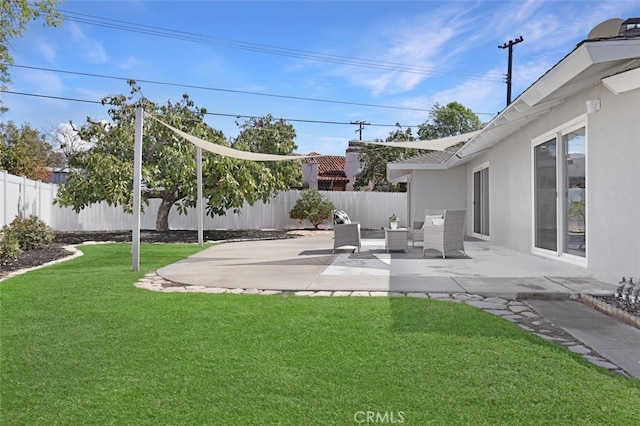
384 228 409 252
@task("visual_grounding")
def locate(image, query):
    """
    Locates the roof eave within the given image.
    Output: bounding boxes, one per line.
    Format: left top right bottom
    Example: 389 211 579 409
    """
387 162 449 182
455 38 640 160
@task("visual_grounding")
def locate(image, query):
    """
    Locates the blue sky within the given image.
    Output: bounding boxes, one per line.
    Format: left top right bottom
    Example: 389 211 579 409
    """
2 0 638 155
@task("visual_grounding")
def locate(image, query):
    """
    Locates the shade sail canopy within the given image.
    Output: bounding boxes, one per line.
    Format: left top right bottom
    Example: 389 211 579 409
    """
362 130 482 151
149 114 317 161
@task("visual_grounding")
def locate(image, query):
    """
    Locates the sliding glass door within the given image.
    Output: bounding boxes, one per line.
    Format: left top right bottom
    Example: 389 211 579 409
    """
473 165 490 238
534 139 557 251
533 121 586 261
563 128 586 257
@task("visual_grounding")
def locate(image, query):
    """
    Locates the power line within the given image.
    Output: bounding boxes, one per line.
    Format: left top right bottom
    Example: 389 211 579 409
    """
2 90 417 128
7 63 497 117
58 9 505 83
2 91 103 105
7 63 434 114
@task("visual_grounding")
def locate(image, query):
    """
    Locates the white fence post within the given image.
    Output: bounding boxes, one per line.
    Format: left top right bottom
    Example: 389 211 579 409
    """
1 170 7 227
1 172 55 227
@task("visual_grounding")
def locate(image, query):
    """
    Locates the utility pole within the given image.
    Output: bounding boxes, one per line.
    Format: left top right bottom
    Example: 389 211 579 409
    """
351 121 370 140
498 36 524 106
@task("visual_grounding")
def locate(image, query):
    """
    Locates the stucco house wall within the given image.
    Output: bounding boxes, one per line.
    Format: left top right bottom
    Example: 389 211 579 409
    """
465 86 594 251
465 135 533 252
387 24 640 284
463 83 639 283
584 84 640 282
410 167 467 227
301 162 319 189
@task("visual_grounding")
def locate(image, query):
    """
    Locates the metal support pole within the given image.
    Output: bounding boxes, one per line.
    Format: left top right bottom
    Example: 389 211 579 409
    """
132 108 143 271
2 170 7 227
197 147 204 246
406 174 412 228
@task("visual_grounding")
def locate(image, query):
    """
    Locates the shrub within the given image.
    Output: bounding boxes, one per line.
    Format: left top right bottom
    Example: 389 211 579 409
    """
289 190 335 229
0 229 22 266
4 216 55 251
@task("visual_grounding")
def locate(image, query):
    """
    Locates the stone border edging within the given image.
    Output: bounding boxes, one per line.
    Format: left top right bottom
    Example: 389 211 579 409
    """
580 294 640 330
0 245 84 282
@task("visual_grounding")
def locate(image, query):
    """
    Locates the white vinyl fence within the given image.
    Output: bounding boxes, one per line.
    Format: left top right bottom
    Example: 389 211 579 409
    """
2 171 407 230
1 171 58 228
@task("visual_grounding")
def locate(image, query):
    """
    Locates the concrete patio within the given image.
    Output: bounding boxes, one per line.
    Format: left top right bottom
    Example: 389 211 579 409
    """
157 231 616 299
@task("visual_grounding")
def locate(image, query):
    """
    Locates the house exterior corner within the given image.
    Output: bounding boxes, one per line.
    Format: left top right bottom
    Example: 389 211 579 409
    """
392 28 640 284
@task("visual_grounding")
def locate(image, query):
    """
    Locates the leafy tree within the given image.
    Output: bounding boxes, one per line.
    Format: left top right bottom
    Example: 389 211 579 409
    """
355 102 484 191
55 82 304 231
418 101 484 140
289 189 335 229
0 121 62 180
354 126 416 192
1 0 62 113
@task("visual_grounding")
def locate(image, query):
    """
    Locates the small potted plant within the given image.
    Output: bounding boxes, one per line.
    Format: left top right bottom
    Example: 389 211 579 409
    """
389 213 400 230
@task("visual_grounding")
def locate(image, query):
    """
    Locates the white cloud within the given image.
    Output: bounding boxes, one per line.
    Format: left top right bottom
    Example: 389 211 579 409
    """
75 86 109 102
430 76 504 116
116 56 145 71
326 4 478 96
35 37 57 63
23 70 65 94
489 0 637 54
511 57 553 95
512 0 547 22
52 122 93 152
66 21 108 64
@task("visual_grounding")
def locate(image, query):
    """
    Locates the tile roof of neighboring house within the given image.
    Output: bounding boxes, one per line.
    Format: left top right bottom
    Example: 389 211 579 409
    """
306 153 348 182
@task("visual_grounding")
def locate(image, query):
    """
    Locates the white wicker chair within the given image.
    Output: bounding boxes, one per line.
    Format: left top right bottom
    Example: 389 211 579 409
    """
333 223 361 253
411 221 424 247
423 210 466 258
413 209 445 247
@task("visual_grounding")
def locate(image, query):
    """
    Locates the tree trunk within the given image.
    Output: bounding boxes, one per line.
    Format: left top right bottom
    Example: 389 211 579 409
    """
156 198 175 231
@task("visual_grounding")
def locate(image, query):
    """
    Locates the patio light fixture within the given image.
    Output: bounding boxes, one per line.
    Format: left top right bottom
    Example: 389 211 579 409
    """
586 99 601 114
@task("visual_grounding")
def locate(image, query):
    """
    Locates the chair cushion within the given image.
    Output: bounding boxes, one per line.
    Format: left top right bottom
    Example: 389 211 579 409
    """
334 210 351 224
424 214 443 226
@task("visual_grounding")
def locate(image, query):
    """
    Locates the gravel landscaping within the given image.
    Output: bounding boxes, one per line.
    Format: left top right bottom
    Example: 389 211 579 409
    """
592 295 640 318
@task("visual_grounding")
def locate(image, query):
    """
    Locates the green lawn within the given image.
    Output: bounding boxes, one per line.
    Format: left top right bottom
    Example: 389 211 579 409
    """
1 244 639 425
